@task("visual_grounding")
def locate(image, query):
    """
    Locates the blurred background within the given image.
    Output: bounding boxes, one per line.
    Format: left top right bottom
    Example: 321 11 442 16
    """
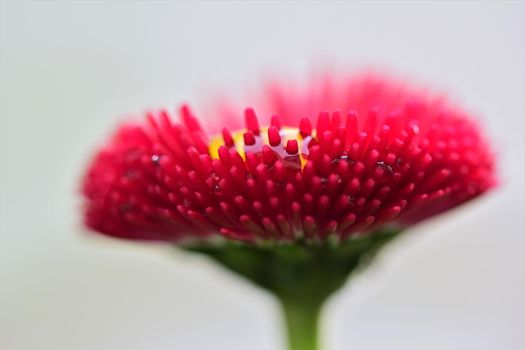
1 1 524 349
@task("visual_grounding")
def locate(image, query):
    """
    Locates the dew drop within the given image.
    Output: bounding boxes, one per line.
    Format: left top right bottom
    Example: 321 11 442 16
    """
213 185 223 195
376 160 393 174
151 154 161 167
331 154 355 165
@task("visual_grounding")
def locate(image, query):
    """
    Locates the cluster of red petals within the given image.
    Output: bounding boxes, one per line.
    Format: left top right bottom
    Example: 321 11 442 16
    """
82 74 495 243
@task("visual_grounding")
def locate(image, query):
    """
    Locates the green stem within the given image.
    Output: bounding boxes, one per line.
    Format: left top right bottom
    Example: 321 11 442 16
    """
280 297 323 350
183 230 401 350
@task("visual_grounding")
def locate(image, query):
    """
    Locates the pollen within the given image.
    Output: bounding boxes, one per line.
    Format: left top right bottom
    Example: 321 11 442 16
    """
208 125 311 168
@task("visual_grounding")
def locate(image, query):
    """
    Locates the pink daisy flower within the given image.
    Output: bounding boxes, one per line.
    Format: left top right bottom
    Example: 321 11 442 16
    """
82 74 495 244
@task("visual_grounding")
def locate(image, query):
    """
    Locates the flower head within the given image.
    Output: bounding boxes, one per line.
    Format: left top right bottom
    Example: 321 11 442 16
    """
82 74 495 243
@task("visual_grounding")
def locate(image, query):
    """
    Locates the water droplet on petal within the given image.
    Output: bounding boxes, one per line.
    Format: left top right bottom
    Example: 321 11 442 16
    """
151 154 161 167
331 154 355 165
376 160 393 174
213 185 223 195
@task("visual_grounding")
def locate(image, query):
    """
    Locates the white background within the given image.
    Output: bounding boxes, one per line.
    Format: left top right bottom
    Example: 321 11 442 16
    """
1 1 524 349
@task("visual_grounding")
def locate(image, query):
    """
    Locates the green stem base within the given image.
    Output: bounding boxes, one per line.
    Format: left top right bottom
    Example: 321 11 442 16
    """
184 230 399 350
